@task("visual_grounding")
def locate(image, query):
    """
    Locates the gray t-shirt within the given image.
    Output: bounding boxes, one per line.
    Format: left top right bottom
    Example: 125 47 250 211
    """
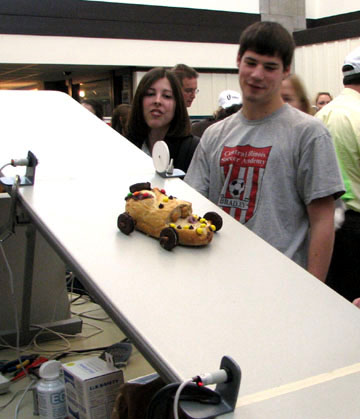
185 104 344 268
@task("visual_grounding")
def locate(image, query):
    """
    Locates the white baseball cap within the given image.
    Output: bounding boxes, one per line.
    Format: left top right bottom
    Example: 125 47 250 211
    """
218 90 242 109
343 46 360 82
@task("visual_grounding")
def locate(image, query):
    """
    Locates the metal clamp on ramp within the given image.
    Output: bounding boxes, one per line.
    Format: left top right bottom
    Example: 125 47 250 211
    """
0 150 38 187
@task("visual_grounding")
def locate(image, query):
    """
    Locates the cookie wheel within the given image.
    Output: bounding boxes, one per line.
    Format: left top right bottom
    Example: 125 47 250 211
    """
129 182 151 193
203 211 223 232
117 212 135 235
159 227 178 251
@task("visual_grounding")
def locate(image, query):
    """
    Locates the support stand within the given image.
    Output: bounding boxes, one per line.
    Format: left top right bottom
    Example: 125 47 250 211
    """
0 154 82 346
0 150 38 187
152 141 185 178
180 356 241 419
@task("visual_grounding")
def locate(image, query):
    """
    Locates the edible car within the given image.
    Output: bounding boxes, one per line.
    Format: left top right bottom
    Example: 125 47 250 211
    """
117 182 222 250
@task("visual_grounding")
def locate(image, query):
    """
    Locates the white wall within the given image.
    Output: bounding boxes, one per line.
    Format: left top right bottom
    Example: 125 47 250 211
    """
294 37 360 104
305 0 360 19
81 0 260 14
0 35 238 70
192 73 240 117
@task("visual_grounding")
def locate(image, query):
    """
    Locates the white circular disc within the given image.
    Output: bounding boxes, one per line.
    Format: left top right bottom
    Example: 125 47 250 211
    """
152 141 170 173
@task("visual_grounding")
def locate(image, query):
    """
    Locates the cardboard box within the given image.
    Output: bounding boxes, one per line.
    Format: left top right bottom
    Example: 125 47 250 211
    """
63 356 123 419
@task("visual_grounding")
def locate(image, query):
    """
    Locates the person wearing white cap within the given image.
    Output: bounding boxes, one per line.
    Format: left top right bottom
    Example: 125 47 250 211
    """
316 46 360 302
218 90 242 109
191 90 242 138
186 21 344 282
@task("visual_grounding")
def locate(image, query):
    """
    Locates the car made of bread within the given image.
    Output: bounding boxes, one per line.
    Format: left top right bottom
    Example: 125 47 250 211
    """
117 182 222 250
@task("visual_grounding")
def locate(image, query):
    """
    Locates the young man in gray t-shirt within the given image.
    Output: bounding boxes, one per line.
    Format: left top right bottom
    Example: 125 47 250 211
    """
185 21 344 282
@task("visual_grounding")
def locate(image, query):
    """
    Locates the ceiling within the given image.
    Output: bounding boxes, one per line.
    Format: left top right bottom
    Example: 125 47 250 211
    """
0 63 122 90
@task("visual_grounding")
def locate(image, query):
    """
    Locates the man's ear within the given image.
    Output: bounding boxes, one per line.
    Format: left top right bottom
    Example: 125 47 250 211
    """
236 51 241 68
283 66 291 79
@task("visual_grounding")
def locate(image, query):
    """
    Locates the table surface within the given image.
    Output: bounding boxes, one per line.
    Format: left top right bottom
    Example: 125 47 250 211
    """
226 368 360 418
1 91 360 417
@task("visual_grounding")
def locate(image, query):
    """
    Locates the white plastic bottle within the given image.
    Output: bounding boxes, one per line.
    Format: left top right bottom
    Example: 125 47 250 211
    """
36 360 67 419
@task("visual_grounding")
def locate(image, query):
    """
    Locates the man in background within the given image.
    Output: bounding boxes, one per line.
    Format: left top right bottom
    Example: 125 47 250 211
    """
316 46 360 301
171 64 199 108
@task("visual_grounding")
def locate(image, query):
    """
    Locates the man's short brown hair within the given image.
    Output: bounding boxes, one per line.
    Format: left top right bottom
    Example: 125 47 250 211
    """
238 21 295 70
171 64 198 84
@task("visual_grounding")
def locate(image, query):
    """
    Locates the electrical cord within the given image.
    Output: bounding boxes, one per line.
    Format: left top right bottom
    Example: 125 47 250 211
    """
53 346 112 360
72 321 104 340
0 319 104 357
14 378 37 419
30 321 104 353
0 280 106 353
0 383 37 411
146 381 221 419
71 294 91 305
69 293 83 304
0 292 107 356
70 307 110 321
0 337 28 352
173 371 228 419
50 269 75 323
0 163 11 173
66 271 92 300
0 242 36 416
0 241 29 380
0 243 19 347
1 157 29 178
69 286 110 321
173 378 193 419
30 325 73 352
147 369 229 419
0 389 24 410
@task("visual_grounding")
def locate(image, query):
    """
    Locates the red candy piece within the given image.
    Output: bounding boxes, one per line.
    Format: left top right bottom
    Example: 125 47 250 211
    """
160 189 166 194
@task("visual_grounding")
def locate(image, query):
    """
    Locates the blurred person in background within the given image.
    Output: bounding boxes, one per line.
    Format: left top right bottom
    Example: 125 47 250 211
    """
281 74 312 114
81 99 104 120
171 63 199 108
314 92 332 112
192 90 242 138
111 104 131 136
316 46 360 302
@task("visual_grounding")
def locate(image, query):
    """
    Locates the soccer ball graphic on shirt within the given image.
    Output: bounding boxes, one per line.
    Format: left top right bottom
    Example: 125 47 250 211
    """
228 179 245 198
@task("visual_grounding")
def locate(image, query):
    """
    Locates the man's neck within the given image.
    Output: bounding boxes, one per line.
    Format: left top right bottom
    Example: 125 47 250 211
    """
345 84 360 94
241 97 284 120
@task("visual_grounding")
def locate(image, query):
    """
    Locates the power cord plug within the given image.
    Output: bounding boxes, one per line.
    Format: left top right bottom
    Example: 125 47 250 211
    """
193 368 229 387
11 158 29 167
